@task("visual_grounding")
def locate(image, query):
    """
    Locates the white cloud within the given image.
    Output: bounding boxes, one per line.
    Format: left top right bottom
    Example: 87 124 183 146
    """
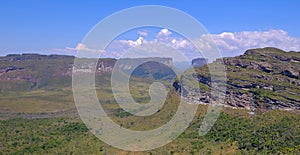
100 37 148 58
170 38 190 49
156 29 173 43
209 29 300 57
120 37 146 47
77 43 106 53
53 43 106 53
52 47 75 53
138 31 148 37
157 29 172 37
54 29 300 60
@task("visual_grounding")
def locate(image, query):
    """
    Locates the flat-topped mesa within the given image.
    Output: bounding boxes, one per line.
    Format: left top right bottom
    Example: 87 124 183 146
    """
2 53 75 61
1 54 175 74
0 54 175 90
191 58 208 67
117 57 173 70
119 57 173 65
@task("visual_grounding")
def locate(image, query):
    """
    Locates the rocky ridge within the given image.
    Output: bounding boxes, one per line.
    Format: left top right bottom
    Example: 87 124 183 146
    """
180 47 300 112
1 48 299 112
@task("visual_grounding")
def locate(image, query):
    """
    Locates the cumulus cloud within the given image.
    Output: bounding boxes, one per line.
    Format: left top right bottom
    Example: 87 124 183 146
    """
119 37 146 47
209 29 300 57
54 29 300 60
53 43 105 53
157 29 172 37
138 31 148 37
101 29 195 61
170 38 190 49
156 29 173 42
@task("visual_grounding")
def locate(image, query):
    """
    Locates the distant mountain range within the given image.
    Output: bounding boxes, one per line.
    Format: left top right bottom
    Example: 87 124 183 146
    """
0 47 299 112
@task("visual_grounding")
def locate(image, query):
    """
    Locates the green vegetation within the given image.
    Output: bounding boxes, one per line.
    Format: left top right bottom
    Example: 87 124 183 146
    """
0 89 74 114
0 108 299 154
205 110 300 154
0 54 74 91
0 49 300 154
192 47 300 110
2 76 298 154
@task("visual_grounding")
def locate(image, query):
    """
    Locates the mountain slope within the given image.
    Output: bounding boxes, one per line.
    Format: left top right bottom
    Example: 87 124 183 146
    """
0 54 74 90
187 47 300 111
1 48 299 112
0 54 176 91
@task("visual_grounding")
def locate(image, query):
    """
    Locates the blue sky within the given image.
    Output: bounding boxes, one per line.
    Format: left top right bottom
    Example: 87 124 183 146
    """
1 0 300 56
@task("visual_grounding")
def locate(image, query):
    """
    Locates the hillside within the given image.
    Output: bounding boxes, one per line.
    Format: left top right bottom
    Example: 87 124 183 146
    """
0 48 300 154
0 54 175 91
1 48 300 112
0 54 75 90
185 47 300 112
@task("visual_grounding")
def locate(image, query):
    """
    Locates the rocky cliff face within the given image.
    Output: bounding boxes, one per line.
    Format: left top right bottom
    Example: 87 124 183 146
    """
222 47 300 79
0 54 175 90
180 47 300 112
1 49 299 112
0 54 75 90
191 58 208 67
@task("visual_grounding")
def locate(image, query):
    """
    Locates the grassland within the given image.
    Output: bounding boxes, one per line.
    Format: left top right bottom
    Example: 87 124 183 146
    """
0 106 299 154
0 85 299 154
0 50 299 154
